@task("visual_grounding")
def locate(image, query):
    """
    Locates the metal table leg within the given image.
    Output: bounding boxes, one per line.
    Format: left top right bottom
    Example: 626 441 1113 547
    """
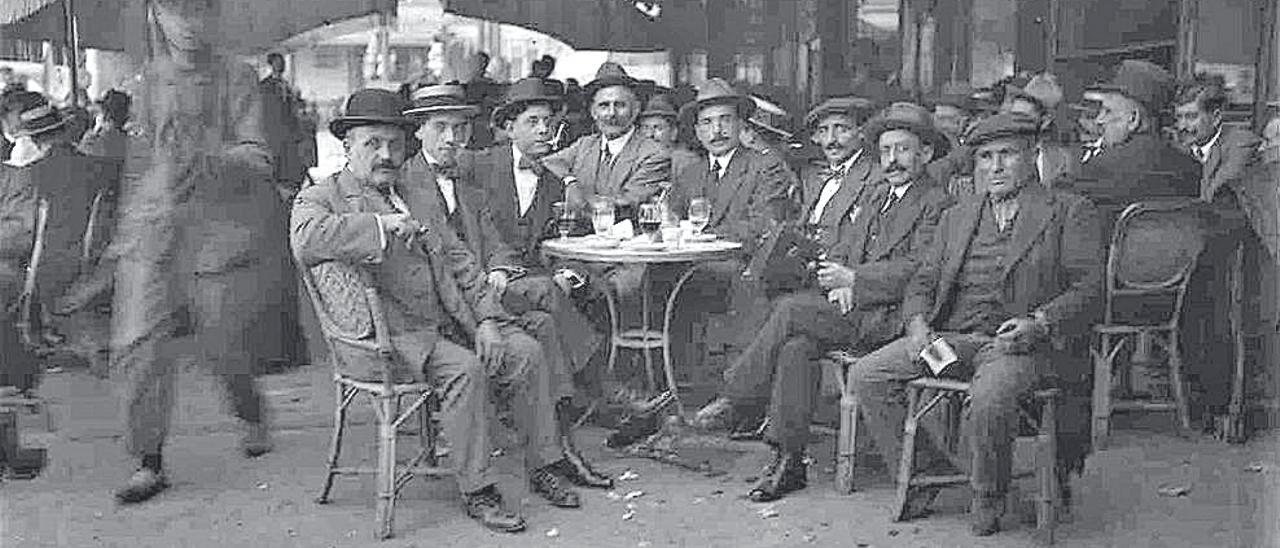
660 263 700 420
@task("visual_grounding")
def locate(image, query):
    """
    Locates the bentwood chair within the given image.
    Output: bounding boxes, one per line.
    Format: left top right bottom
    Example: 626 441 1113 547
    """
1091 200 1205 449
301 262 449 540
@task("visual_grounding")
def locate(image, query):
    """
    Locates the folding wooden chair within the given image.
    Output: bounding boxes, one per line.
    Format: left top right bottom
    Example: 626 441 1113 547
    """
820 350 861 494
893 377 1063 545
302 265 449 540
1091 200 1205 449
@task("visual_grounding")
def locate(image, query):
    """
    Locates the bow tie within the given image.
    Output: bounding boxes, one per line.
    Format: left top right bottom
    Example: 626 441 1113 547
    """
818 166 847 182
430 163 458 179
517 156 548 176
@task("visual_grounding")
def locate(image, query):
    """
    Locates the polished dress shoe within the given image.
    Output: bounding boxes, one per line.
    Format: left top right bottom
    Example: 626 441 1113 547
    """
530 466 582 508
692 396 735 430
115 468 170 504
970 495 1004 536
747 449 807 502
464 485 526 533
558 447 614 489
241 422 273 458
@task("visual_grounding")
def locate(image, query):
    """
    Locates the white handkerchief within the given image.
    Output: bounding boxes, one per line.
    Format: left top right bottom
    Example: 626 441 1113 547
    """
612 220 635 239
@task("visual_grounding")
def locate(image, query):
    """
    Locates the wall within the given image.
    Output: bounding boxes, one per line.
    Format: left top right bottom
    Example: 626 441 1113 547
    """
970 0 1017 87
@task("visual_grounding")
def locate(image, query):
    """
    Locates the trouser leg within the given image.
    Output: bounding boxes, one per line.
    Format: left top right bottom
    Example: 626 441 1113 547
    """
425 340 494 494
495 326 562 470
767 335 821 452
966 347 1044 497
119 315 177 460
723 291 852 403
193 273 266 425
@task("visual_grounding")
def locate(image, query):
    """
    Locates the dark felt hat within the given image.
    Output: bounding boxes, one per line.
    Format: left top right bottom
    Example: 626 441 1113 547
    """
1088 59 1175 112
583 62 639 100
964 112 1042 147
491 78 565 127
678 78 755 125
638 94 679 120
329 88 418 139
804 96 877 128
862 102 951 160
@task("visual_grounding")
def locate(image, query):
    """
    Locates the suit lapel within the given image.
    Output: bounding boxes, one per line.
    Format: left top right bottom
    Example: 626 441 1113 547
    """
491 145 521 221
1202 142 1224 197
868 183 927 260
336 169 376 214
712 149 750 224
610 131 644 191
934 198 984 318
1001 187 1056 276
819 157 873 227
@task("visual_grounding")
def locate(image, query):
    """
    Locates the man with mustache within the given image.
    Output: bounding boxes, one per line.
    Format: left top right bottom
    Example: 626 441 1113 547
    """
850 112 1102 536
1002 73 1080 189
694 102 953 503
292 88 583 533
541 62 671 216
637 93 699 172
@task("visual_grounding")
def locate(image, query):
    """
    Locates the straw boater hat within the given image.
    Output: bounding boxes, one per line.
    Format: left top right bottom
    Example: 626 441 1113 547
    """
583 62 639 100
804 95 877 129
638 94 679 121
403 83 480 119
678 78 756 125
491 78 565 127
862 102 952 160
328 88 418 139
14 103 69 137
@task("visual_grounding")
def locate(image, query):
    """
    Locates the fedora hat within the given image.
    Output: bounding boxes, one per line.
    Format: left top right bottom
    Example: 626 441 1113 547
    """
863 102 951 160
404 83 480 119
678 78 755 125
329 88 418 139
746 95 793 140
638 94 679 120
491 78 565 127
804 95 876 128
14 103 69 137
583 62 639 100
1088 59 1174 112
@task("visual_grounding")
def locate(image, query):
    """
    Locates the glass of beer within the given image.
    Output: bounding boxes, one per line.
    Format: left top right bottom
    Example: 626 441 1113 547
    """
688 197 710 235
552 201 575 240
591 196 615 237
638 203 662 240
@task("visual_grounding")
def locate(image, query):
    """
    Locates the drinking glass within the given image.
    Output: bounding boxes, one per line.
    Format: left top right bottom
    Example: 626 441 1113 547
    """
591 197 615 237
688 197 710 235
552 201 575 240
638 203 662 240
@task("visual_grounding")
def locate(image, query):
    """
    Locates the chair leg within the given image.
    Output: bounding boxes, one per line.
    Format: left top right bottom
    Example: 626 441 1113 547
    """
1036 395 1059 545
420 396 437 468
835 389 859 494
374 392 398 540
1167 331 1192 436
892 385 922 522
316 383 351 505
1091 336 1114 450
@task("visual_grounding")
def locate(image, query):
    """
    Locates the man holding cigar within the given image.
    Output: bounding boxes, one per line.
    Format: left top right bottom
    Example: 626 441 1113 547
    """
847 112 1103 536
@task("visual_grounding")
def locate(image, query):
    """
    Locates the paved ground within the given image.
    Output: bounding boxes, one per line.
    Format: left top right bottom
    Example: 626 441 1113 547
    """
3 359 1277 548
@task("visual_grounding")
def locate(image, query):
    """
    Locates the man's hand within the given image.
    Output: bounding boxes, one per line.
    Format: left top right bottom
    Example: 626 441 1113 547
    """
994 316 1048 355
905 315 932 351
816 261 856 290
486 270 511 296
475 320 505 371
377 213 423 244
827 287 854 314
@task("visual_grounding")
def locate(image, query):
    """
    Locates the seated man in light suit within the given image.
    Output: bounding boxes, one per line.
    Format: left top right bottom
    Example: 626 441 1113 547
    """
292 89 597 534
848 112 1103 537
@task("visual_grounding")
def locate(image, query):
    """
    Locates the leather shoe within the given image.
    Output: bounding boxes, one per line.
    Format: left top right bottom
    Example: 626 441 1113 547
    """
692 396 735 430
747 448 806 502
464 486 526 533
970 495 1004 536
558 445 614 489
115 468 170 504
530 465 581 508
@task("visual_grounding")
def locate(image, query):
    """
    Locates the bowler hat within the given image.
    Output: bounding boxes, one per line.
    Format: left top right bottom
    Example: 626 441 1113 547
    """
964 112 1042 147
804 96 876 128
583 62 639 100
862 102 951 160
491 78 565 127
14 103 68 137
638 94 679 120
329 88 418 139
678 78 755 125
1088 60 1174 112
404 84 480 119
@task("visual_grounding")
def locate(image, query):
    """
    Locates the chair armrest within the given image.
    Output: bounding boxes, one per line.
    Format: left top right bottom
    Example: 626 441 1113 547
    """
907 377 972 393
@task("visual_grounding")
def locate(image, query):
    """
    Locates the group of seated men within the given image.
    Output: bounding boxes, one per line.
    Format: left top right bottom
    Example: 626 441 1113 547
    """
294 55 1249 537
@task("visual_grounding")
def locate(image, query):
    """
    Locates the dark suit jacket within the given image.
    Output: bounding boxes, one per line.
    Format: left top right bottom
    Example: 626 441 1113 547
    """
903 185 1105 378
1068 132 1200 234
542 130 671 207
670 146 796 256
1201 125 1261 203
291 169 507 376
470 144 563 267
0 164 34 302
401 153 521 272
798 152 878 250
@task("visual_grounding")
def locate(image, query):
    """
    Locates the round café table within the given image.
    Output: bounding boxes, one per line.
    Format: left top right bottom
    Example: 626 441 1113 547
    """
542 236 743 419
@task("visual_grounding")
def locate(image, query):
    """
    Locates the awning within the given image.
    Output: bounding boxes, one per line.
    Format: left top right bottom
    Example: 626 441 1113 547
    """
1 0 396 54
444 0 706 52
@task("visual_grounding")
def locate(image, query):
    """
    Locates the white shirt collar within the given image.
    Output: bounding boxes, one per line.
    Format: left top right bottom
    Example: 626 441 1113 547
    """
512 144 528 168
602 127 635 157
889 182 912 199
831 149 861 175
708 147 738 175
1196 127 1223 163
421 150 457 213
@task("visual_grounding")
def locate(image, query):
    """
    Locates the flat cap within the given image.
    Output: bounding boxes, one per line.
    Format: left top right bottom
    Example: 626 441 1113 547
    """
804 96 876 128
964 112 1042 147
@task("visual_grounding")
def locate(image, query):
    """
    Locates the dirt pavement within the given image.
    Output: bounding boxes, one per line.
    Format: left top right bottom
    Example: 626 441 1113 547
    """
2 362 1276 548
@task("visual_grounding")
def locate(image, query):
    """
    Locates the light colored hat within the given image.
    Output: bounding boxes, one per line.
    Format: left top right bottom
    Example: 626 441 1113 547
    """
678 78 755 125
403 84 480 119
862 102 951 160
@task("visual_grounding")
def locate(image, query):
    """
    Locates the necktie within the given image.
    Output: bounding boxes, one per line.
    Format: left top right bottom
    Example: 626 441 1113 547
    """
518 156 547 176
430 163 458 179
992 199 1017 232
600 146 614 167
711 160 723 182
880 190 901 214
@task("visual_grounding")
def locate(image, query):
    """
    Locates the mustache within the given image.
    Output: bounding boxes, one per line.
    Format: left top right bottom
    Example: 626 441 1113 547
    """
885 163 907 173
374 161 399 170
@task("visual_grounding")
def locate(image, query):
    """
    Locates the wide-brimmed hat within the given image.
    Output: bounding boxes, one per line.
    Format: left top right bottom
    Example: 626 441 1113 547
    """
862 102 951 160
491 78 565 127
964 112 1042 147
14 103 69 137
404 84 480 119
746 95 793 140
583 62 639 100
678 78 756 125
1088 60 1174 112
638 94 679 120
329 88 418 139
804 96 877 128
